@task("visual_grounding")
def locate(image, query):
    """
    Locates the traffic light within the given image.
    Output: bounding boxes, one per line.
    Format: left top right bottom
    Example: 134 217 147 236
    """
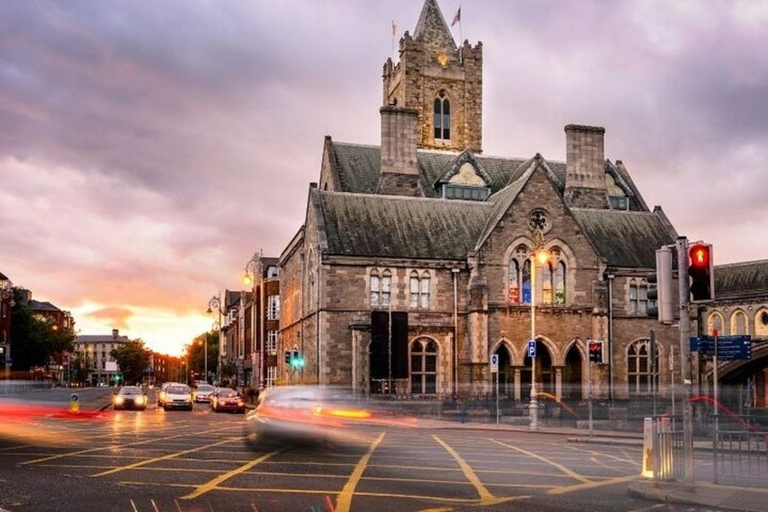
688 243 714 302
284 351 291 365
647 247 674 323
588 340 603 364
289 350 305 370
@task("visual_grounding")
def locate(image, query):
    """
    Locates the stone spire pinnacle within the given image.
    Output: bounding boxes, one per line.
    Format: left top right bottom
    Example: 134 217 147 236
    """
413 0 457 53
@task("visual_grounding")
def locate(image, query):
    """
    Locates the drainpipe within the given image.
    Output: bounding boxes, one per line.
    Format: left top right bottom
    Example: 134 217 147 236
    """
316 259 322 386
452 268 460 396
607 273 615 403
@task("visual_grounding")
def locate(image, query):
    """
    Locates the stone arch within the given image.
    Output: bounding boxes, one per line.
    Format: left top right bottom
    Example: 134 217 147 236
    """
707 310 725 336
409 335 442 395
562 337 587 401
490 337 519 365
522 334 563 367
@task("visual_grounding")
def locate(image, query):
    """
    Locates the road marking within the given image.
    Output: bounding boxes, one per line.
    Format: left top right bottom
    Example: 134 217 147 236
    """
490 439 590 484
92 437 236 477
558 443 640 466
547 474 638 495
150 499 159 512
20 425 238 466
129 499 138 512
433 435 496 504
181 449 280 500
336 431 386 512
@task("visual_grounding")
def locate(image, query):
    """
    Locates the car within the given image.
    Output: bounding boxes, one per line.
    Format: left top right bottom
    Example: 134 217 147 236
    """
113 386 147 411
193 384 216 403
162 384 193 411
210 388 246 413
157 381 182 407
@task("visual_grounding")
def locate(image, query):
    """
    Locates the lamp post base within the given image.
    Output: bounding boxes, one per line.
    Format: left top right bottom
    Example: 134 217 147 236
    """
529 396 539 431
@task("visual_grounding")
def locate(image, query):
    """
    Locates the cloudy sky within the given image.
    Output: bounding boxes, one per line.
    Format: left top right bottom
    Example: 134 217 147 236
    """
2 0 767 355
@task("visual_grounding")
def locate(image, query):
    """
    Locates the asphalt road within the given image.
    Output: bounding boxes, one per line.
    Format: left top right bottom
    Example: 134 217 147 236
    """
0 393 731 512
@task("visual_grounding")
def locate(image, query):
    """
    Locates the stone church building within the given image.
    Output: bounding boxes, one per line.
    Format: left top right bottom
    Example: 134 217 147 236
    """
278 0 683 401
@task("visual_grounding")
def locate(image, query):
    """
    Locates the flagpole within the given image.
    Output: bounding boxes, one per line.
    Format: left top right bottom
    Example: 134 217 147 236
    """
391 20 396 62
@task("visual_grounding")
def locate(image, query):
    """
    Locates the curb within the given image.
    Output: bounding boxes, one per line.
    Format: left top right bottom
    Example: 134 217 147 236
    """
627 483 762 512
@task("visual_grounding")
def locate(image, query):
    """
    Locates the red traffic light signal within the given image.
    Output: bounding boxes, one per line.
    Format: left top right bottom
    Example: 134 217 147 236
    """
688 243 714 302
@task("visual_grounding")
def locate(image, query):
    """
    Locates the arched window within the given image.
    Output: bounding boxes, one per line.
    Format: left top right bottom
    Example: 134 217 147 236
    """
707 312 724 336
433 91 450 141
370 270 380 308
508 260 520 303
628 339 659 395
381 269 392 308
411 339 438 395
554 261 566 305
755 309 768 337
409 271 419 309
420 271 431 308
731 310 748 335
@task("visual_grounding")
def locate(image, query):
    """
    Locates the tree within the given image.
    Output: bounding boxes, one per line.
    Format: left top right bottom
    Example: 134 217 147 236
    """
183 330 219 383
110 339 151 385
10 289 75 371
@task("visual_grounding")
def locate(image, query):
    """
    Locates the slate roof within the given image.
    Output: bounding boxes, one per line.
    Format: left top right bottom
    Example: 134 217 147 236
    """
0 271 8 281
318 191 492 260
569 209 677 268
413 0 457 53
28 300 61 312
76 334 130 344
714 260 768 300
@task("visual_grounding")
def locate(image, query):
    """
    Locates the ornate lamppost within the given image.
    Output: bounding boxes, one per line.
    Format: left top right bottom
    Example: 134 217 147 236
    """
529 227 549 432
242 251 264 390
207 293 224 383
0 278 13 378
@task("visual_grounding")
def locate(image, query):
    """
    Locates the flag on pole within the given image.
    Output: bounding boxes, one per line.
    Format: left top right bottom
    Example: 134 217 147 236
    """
451 6 461 27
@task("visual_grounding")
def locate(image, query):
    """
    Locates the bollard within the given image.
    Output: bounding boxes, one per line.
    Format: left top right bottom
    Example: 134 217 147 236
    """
642 417 654 478
69 393 80 414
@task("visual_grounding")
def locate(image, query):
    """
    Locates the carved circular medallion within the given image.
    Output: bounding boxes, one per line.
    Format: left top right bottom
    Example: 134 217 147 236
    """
528 209 549 233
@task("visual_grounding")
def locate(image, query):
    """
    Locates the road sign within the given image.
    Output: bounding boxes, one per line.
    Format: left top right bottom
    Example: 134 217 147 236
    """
527 340 536 358
690 335 752 361
490 353 498 373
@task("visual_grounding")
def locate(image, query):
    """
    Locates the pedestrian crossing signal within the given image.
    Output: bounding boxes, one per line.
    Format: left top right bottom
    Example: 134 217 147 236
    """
289 350 305 370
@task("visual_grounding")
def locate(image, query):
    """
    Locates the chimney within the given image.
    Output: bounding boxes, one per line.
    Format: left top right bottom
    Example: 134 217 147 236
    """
564 124 609 209
112 329 119 339
377 106 423 197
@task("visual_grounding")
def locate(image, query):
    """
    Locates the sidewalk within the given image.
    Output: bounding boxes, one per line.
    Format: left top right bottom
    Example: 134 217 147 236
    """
629 480 768 512
411 417 644 438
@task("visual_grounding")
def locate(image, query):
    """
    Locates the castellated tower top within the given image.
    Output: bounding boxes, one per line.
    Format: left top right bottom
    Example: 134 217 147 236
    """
382 0 483 153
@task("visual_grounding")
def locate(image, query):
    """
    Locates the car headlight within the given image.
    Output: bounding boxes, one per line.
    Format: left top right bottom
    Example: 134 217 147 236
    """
115 396 124 404
135 396 145 405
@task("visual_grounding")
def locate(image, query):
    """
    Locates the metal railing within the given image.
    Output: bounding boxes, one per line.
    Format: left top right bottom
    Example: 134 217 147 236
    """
652 428 685 481
714 430 768 486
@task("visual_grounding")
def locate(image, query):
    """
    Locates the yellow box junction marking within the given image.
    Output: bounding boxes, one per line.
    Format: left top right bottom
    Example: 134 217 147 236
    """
181 450 281 500
433 435 500 505
547 474 638 495
335 431 386 512
490 439 590 484
91 437 237 477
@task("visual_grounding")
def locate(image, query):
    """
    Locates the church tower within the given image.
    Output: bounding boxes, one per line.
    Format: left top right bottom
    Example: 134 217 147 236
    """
382 0 483 153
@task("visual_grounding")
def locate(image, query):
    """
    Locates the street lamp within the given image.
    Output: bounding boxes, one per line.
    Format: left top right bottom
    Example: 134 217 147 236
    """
207 293 224 383
529 233 548 432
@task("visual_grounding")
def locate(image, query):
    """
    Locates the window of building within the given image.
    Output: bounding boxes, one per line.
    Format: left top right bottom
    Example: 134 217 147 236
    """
410 271 419 308
554 261 566 305
409 271 431 309
542 264 553 304
267 331 278 355
410 339 438 395
508 260 520 303
731 310 748 335
522 259 532 304
628 339 659 395
442 184 490 201
433 91 450 141
266 366 277 388
381 270 392 308
267 295 280 320
370 270 380 308
755 309 768 337
420 272 431 309
707 312 724 335
267 266 279 278
629 279 655 315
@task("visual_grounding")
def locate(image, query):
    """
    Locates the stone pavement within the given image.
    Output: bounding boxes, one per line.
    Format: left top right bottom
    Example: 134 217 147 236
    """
629 480 768 512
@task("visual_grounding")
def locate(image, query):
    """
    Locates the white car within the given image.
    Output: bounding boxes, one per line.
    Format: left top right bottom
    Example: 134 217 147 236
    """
193 384 216 403
162 384 193 411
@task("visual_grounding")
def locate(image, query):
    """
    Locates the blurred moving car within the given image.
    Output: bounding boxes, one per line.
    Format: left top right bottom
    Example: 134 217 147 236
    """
193 384 216 403
113 386 147 411
210 388 245 413
162 384 193 411
157 382 180 408
243 386 413 448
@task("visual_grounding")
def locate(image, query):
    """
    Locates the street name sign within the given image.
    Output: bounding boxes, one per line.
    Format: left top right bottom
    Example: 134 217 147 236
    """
690 335 752 361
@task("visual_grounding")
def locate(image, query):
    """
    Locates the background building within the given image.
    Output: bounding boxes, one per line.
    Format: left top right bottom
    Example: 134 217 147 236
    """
74 329 130 386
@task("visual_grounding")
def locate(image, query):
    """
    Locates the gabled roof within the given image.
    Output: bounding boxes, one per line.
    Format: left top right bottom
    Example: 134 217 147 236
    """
433 148 493 187
413 0 457 53
569 209 677 268
714 260 768 300
318 191 492 260
0 271 8 281
330 142 526 198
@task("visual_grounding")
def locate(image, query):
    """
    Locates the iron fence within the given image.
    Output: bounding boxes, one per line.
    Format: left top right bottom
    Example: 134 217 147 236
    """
652 428 685 481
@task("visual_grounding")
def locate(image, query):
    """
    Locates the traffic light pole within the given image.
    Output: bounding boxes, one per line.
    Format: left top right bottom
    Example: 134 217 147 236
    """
676 236 695 486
